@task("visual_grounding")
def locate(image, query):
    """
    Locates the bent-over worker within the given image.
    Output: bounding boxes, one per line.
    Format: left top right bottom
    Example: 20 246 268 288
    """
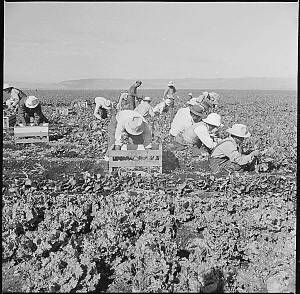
3 83 27 112
169 104 206 138
153 98 172 115
17 96 48 126
175 113 223 151
134 96 155 119
108 110 152 150
94 97 113 120
209 123 260 173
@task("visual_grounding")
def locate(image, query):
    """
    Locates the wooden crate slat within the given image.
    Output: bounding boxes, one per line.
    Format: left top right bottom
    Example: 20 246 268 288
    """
108 149 161 157
14 132 49 137
110 160 162 167
14 126 48 133
15 137 49 143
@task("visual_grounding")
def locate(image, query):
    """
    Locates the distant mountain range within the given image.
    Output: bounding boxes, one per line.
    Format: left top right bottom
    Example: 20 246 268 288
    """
5 77 297 90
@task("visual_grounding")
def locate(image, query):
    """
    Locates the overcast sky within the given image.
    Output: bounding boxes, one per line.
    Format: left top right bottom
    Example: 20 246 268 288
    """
4 2 298 83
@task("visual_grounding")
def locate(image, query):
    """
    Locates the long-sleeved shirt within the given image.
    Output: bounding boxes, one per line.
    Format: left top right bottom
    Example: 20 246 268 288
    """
170 107 194 137
153 101 169 114
182 121 217 150
6 88 27 108
163 87 176 100
115 110 152 146
128 84 139 109
17 97 47 125
134 101 155 118
211 136 253 166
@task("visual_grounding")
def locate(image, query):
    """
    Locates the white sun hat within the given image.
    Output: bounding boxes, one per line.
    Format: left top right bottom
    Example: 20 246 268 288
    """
102 99 112 110
168 81 175 87
202 113 223 127
188 93 193 96
144 96 151 102
3 83 12 90
227 124 251 138
25 96 40 108
165 98 172 106
125 115 145 135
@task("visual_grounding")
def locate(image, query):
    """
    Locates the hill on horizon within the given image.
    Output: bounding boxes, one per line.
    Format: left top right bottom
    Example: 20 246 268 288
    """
5 77 297 91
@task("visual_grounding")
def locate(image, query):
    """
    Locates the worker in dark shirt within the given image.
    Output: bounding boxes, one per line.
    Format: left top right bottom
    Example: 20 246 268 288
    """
17 95 49 126
127 80 142 110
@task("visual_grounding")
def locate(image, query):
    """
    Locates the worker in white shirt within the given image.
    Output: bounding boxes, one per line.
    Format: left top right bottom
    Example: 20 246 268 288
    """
174 113 223 155
116 90 129 111
134 96 155 119
108 110 152 151
169 104 206 138
3 83 27 113
153 98 172 115
94 97 113 120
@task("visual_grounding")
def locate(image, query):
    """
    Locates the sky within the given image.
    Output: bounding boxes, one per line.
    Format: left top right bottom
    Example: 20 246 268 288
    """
3 2 298 83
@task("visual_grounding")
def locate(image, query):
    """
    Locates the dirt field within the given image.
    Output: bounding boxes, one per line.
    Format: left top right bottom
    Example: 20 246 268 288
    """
2 89 296 293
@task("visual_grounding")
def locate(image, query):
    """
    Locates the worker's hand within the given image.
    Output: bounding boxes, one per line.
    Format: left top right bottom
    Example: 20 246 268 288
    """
115 145 121 150
251 150 260 158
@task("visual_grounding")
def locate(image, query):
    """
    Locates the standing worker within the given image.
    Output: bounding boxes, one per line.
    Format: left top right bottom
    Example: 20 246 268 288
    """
209 124 260 173
3 83 27 113
125 80 143 110
94 97 113 120
163 81 178 117
17 95 48 126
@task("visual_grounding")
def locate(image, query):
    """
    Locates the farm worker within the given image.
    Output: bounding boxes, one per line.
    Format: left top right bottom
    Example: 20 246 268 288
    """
188 93 193 99
3 83 27 112
108 110 152 151
163 81 178 117
126 80 143 110
153 98 172 115
94 97 112 120
17 96 49 126
169 104 206 138
134 96 155 119
116 90 129 111
175 113 223 151
209 124 260 173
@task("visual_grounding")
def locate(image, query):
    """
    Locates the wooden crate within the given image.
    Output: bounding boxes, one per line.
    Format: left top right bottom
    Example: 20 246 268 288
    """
108 144 163 173
56 107 69 115
3 114 16 129
14 126 49 143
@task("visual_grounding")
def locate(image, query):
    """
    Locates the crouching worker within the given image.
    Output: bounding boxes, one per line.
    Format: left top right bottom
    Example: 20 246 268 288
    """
108 110 152 151
175 113 223 156
94 97 113 120
17 96 48 126
153 98 172 115
209 124 260 173
3 83 27 113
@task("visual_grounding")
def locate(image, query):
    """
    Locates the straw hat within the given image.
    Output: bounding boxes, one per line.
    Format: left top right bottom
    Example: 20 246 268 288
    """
102 99 112 110
202 113 223 127
187 98 198 106
165 98 172 106
168 81 175 87
227 124 251 138
125 115 145 135
3 83 12 90
144 96 151 102
189 104 206 118
25 96 40 108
